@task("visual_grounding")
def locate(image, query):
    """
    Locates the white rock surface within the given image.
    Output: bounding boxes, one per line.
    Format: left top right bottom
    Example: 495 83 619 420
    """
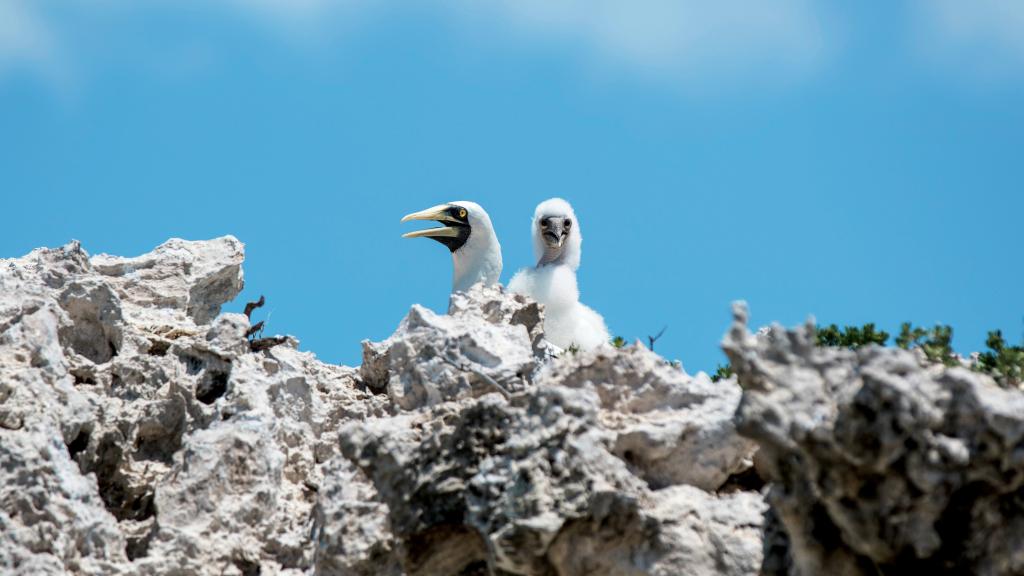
91 236 245 328
1 239 763 576
724 302 1024 576
537 344 756 491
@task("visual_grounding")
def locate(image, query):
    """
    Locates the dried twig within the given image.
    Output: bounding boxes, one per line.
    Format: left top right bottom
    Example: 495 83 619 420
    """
250 336 288 353
245 321 264 339
648 326 667 352
244 295 265 320
243 295 284 352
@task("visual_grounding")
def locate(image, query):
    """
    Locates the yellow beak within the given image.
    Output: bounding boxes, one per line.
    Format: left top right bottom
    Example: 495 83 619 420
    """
401 204 461 239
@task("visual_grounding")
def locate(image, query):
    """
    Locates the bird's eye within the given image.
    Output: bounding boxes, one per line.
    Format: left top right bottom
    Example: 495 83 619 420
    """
459 208 467 219
540 217 550 227
564 219 572 228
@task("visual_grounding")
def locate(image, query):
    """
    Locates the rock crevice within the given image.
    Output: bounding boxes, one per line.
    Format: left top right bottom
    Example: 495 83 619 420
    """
2 239 1019 575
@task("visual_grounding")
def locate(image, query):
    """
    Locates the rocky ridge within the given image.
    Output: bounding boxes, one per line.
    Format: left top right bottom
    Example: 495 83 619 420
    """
0 237 1020 575
724 304 1024 575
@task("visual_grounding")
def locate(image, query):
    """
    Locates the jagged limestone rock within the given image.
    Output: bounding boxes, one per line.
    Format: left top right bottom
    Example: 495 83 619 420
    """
91 236 245 329
1 239 770 576
537 344 756 491
0 239 385 575
0 428 130 576
340 381 765 576
311 456 402 576
724 302 1024 576
360 286 538 409
448 282 547 355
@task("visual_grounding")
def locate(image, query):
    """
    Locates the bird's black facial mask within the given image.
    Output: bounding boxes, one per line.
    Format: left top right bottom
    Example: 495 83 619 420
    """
401 204 472 253
433 206 471 252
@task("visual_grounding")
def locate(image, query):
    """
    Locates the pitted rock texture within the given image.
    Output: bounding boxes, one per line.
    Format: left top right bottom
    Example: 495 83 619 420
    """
339 386 766 576
1 239 763 575
724 302 1024 576
91 236 245 327
0 239 388 575
360 303 535 410
536 345 756 491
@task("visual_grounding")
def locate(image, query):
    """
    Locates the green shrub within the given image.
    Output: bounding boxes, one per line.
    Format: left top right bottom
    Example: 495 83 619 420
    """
712 318 1022 390
816 323 889 349
895 322 957 366
711 363 734 383
977 330 1024 388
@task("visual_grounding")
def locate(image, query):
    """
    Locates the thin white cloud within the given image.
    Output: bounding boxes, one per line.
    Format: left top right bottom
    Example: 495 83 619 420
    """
0 0 835 89
448 0 833 83
0 0 59 79
0 0 368 87
216 0 373 36
913 0 1024 78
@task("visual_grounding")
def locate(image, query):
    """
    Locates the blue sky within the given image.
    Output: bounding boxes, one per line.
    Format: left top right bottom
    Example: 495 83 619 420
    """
2 1 1023 373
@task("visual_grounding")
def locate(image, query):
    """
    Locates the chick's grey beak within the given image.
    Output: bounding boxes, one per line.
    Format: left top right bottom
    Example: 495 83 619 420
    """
542 221 565 247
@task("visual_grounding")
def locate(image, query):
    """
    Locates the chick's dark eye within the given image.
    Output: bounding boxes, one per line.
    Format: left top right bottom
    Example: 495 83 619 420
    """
564 219 572 228
540 217 550 227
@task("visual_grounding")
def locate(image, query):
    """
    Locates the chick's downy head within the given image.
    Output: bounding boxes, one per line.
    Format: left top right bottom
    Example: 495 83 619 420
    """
532 197 581 270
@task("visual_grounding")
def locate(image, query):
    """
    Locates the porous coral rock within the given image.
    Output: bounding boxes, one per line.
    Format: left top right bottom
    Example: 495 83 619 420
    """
341 384 766 576
724 302 1024 576
537 344 756 491
1 239 769 576
360 283 539 410
0 239 385 575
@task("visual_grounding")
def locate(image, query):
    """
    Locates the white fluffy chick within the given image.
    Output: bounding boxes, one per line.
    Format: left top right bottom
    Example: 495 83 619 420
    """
508 198 610 350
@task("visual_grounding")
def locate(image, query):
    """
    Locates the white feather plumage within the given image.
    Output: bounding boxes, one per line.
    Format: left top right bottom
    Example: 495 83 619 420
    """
450 201 502 293
508 198 609 350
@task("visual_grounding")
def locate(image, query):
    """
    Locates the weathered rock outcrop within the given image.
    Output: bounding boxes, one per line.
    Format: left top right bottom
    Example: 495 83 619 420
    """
537 345 756 492
345 285 765 575
0 239 386 575
10 238 1019 575
339 383 765 576
0 239 762 575
724 303 1024 576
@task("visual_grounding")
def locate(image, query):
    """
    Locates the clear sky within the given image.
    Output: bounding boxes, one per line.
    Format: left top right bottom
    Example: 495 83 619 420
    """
2 1 1023 373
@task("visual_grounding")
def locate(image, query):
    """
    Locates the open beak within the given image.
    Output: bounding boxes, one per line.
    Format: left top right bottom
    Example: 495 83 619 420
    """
401 204 460 239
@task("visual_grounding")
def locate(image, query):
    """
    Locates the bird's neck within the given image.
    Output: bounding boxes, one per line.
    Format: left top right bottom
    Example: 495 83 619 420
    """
451 231 502 293
537 246 568 267
534 235 580 270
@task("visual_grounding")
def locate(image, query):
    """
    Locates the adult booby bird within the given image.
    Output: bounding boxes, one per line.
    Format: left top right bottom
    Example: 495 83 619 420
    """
402 201 503 293
508 198 610 350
